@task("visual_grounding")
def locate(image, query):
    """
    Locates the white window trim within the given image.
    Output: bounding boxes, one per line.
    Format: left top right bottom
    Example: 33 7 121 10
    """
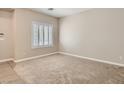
31 21 53 49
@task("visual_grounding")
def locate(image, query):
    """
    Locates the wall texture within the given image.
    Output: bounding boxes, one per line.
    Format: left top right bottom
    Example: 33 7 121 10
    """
13 9 59 60
1 8 124 65
0 11 13 60
59 9 124 64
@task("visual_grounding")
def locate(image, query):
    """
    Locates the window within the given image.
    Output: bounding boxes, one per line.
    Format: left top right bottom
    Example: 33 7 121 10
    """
32 22 53 48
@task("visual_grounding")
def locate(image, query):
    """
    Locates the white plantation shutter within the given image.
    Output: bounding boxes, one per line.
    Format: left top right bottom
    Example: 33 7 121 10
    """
44 25 49 46
32 23 39 48
32 22 53 48
39 24 44 46
48 24 53 46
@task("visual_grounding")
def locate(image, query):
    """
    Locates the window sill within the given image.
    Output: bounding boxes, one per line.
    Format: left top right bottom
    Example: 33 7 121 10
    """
32 45 53 49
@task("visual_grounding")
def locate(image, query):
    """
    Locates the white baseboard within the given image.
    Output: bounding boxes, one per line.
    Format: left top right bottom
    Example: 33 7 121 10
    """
59 52 124 67
14 52 59 63
1 52 124 67
0 58 14 63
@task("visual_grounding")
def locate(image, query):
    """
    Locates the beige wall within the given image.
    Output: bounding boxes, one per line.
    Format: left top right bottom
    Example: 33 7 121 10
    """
13 9 59 60
0 11 13 60
1 8 124 65
59 9 124 64
0 9 59 61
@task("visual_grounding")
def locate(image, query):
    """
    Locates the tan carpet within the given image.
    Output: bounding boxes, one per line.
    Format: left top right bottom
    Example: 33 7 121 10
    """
0 62 25 84
13 54 124 84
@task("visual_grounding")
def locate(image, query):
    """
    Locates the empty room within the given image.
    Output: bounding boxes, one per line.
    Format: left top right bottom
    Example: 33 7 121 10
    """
0 8 124 84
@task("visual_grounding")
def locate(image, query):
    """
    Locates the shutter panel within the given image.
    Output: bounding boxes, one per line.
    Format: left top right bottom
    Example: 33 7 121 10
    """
48 24 53 46
44 25 49 46
39 24 44 46
32 23 39 48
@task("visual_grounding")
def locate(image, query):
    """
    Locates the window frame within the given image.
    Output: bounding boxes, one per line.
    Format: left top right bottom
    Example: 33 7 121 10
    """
31 21 53 49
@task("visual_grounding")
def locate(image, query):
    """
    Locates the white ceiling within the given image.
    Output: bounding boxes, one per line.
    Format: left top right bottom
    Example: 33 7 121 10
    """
31 8 91 18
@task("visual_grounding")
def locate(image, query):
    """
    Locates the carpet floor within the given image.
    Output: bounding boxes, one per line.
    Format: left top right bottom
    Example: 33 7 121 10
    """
13 54 124 84
0 54 124 84
0 62 25 84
